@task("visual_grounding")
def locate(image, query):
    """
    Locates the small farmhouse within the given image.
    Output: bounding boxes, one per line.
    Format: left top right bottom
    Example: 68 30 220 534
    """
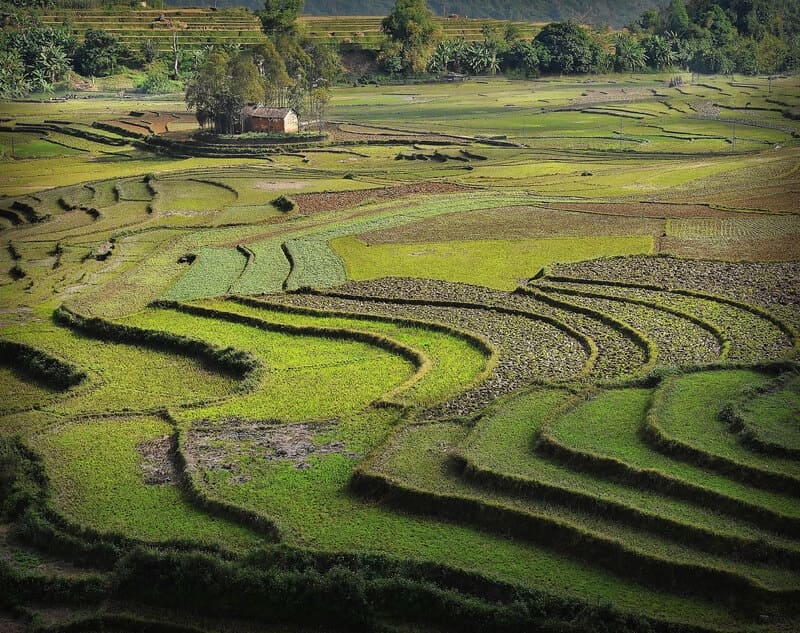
241 106 299 134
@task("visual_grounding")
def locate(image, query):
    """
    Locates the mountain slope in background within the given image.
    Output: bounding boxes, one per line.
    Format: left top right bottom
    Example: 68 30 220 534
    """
163 0 663 28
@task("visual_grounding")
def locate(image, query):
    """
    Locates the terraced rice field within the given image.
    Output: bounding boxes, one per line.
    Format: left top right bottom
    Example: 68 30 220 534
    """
299 15 543 50
38 8 266 52
1 75 799 632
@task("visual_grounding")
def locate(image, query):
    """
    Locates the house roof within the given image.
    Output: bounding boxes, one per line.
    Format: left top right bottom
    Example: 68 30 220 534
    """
242 106 296 119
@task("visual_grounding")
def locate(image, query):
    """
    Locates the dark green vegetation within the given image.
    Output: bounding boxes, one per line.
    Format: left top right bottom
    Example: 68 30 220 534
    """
1 65 799 632
3 0 799 101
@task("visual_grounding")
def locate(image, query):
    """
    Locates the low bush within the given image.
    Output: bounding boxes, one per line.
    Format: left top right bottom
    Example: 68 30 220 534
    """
0 340 86 390
53 305 260 381
271 195 295 213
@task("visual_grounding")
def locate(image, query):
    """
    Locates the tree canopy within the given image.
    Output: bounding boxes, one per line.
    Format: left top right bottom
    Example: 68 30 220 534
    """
260 0 305 34
534 21 600 74
74 29 126 77
185 50 265 134
380 0 440 73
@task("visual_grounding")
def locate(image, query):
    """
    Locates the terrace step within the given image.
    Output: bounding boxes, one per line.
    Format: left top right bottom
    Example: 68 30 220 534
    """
534 277 797 363
722 372 800 459
352 422 800 612
514 287 653 380
644 370 800 496
537 387 800 537
531 283 726 365
269 288 593 417
455 387 800 568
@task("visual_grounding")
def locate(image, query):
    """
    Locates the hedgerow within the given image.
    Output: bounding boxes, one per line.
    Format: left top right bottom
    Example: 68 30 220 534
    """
350 423 798 613
642 370 800 495
0 340 86 391
52 305 260 385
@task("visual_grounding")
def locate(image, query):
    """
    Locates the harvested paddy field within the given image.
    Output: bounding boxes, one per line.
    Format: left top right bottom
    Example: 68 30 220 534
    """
1 74 799 633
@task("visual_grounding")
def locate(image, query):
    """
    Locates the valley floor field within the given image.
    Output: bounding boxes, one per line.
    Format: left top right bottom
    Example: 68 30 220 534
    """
1 73 799 633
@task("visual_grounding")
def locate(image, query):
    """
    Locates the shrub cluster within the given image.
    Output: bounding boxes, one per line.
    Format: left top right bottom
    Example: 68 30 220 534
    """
0 340 86 390
271 194 296 212
54 305 259 380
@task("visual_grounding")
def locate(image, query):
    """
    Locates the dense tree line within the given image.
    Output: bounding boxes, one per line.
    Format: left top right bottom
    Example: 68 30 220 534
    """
379 0 798 76
0 0 341 124
629 0 800 74
0 27 71 96
1 0 797 104
0 7 145 97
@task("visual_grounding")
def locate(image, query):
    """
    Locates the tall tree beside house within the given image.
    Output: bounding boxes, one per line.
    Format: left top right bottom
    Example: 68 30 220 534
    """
185 49 265 134
256 0 342 117
252 40 292 106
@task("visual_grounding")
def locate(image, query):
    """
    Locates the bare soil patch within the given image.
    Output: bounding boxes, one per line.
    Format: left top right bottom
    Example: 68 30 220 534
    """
105 120 151 136
705 186 800 213
254 180 310 191
140 116 169 135
660 235 800 262
137 434 176 485
556 202 742 218
293 182 470 215
185 419 359 477
0 612 24 633
361 205 664 245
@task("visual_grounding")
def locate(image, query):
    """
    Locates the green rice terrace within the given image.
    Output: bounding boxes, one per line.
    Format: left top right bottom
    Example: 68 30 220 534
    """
38 8 266 52
1 73 800 632
33 9 542 53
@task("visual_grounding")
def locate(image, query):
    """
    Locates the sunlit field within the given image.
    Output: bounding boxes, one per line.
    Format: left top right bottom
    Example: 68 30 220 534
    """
1 73 799 632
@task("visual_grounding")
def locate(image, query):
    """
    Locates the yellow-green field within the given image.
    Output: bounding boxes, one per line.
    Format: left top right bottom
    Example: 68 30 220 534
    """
1 74 799 633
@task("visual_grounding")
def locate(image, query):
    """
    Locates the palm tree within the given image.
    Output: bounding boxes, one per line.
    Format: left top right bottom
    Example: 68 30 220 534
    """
29 67 53 94
644 35 675 70
613 33 647 72
39 43 70 84
427 41 452 72
486 47 500 75
464 43 489 74
0 51 28 98
449 38 468 73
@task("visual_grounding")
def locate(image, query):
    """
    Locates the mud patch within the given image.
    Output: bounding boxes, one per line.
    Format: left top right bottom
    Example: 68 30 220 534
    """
0 306 34 327
293 182 469 215
254 180 309 191
556 202 741 218
185 419 360 476
137 434 177 485
361 205 663 245
0 611 24 633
